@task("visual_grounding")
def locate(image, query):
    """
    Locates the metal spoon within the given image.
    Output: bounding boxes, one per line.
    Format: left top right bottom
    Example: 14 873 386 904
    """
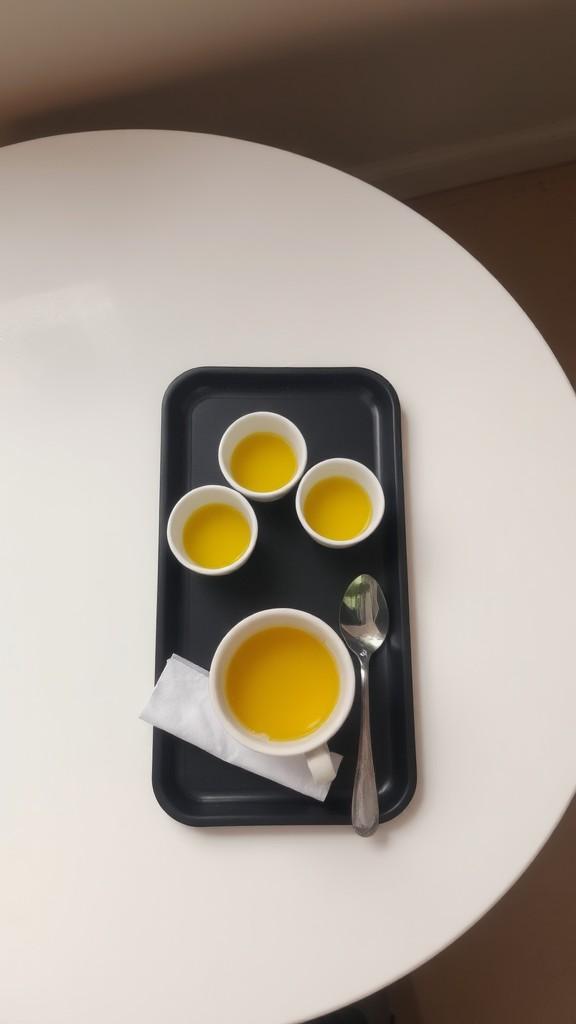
340 574 389 837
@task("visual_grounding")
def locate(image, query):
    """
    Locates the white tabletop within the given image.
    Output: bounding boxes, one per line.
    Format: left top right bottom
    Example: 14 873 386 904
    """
1 130 574 1024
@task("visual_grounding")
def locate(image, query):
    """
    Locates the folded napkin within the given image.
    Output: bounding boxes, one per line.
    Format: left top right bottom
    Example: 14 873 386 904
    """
140 654 342 802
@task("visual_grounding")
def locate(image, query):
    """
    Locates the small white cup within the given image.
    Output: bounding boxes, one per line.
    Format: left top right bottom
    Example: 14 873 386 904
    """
295 458 385 548
209 608 355 784
218 411 307 502
166 484 258 576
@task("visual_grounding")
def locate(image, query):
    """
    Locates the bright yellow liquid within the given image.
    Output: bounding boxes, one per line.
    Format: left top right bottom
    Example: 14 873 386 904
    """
230 432 297 492
304 476 372 541
226 627 340 741
182 503 250 569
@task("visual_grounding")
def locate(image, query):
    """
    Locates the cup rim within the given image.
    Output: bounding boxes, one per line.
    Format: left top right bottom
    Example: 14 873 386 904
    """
209 607 355 756
218 411 308 501
166 484 258 576
295 457 385 548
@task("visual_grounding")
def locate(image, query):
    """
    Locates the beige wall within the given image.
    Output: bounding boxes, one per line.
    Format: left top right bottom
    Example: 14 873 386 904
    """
3 0 576 195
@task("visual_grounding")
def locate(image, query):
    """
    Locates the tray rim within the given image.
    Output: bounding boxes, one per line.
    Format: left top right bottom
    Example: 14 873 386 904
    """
153 365 417 827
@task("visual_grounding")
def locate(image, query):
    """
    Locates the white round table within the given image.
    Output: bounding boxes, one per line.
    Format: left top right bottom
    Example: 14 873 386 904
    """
1 131 574 1024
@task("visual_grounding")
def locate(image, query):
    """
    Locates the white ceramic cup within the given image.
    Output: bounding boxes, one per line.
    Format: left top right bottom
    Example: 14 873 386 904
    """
218 411 307 502
209 608 355 784
295 457 385 548
166 484 258 576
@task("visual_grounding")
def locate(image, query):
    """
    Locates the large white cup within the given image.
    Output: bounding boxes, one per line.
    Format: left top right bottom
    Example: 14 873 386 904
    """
209 608 355 784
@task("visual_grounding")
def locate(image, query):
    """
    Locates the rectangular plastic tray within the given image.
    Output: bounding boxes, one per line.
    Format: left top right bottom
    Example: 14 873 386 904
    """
153 367 416 826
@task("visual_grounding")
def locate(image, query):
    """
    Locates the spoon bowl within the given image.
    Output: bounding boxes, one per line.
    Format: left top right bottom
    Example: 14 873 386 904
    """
340 574 390 657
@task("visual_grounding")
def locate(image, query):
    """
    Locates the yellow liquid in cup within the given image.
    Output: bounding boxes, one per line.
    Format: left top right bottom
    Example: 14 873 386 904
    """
182 503 251 569
304 476 372 541
230 432 297 492
226 627 340 741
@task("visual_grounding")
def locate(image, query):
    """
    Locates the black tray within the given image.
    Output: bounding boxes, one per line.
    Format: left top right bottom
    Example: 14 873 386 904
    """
153 367 416 826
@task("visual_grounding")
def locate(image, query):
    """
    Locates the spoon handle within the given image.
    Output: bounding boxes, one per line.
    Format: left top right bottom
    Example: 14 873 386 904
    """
352 656 379 836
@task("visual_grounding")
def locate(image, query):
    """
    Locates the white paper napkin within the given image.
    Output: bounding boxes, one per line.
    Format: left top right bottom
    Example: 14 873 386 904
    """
140 654 342 802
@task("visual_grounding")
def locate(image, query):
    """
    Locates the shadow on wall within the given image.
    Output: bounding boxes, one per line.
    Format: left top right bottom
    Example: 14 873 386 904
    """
5 2 576 191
